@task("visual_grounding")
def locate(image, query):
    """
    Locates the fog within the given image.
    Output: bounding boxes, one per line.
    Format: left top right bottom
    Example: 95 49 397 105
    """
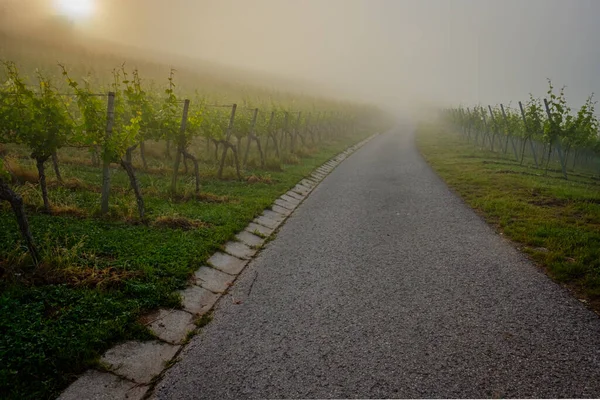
2 0 600 110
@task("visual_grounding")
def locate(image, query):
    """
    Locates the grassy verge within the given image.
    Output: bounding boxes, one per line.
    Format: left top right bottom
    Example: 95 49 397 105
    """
416 122 600 310
0 132 371 399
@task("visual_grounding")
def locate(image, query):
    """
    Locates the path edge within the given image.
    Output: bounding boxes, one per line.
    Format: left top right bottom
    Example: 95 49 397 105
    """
57 132 380 400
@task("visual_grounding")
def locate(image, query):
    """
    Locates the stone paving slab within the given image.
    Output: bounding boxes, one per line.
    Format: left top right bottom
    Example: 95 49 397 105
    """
146 309 195 345
285 191 304 201
274 198 296 210
235 231 265 248
179 285 221 315
262 209 286 223
254 215 281 230
208 252 249 275
281 193 301 204
301 179 317 187
292 185 311 195
101 341 180 384
245 222 274 237
296 183 312 190
194 266 234 293
271 204 292 216
224 241 256 260
58 370 147 400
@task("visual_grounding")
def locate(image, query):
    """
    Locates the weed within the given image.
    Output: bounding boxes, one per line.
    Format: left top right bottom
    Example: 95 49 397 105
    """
194 312 213 328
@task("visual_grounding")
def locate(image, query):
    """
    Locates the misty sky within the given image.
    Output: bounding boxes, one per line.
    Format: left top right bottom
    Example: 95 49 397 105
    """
6 0 600 109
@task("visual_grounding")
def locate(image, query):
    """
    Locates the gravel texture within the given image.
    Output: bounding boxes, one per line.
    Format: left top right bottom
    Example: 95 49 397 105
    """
152 128 600 399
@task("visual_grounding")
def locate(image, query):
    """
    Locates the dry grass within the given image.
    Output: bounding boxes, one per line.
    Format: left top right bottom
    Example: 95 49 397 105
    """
282 153 300 165
3 156 39 184
102 201 139 222
197 192 231 203
144 165 172 176
201 166 242 180
142 141 168 159
263 158 283 171
169 190 231 204
246 174 274 184
34 264 141 289
0 236 140 289
295 146 318 158
57 152 97 167
14 182 44 207
153 215 210 230
50 177 92 191
50 205 88 218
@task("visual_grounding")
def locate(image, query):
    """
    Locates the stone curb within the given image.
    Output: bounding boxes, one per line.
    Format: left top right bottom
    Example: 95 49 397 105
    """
57 133 379 400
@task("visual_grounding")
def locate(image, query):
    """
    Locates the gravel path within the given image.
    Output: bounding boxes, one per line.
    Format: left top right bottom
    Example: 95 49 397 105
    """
153 127 600 399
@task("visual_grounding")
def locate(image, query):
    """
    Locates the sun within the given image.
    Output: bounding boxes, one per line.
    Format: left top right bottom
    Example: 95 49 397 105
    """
53 0 95 19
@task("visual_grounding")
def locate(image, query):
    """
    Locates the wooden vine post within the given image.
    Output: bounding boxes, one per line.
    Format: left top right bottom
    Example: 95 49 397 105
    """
518 101 539 167
500 103 520 160
243 108 265 168
217 104 242 180
100 92 116 215
171 99 190 194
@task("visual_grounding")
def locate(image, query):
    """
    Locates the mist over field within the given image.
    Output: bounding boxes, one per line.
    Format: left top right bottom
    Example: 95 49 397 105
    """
1 0 600 110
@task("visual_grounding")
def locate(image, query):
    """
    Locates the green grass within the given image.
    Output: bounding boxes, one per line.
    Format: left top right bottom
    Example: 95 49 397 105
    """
416 123 600 309
0 133 372 400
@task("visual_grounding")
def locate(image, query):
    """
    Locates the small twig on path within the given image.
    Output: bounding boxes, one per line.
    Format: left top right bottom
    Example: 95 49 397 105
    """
247 272 259 297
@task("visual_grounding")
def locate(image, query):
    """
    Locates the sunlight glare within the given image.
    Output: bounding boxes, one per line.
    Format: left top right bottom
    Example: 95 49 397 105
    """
54 0 95 19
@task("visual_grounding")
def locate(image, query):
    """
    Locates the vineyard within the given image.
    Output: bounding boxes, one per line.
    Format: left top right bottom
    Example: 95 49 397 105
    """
421 80 600 335
446 80 600 181
0 59 388 399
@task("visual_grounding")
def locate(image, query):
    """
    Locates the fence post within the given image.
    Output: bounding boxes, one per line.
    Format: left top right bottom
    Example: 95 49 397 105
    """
243 108 259 167
171 99 190 193
500 104 520 160
291 111 302 153
283 112 290 151
100 92 115 215
488 105 499 152
481 108 489 150
466 108 472 141
217 104 238 179
225 104 238 142
458 108 466 138
518 101 539 168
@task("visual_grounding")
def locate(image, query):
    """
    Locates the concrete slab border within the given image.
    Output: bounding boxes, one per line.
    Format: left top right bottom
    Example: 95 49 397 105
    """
58 133 379 400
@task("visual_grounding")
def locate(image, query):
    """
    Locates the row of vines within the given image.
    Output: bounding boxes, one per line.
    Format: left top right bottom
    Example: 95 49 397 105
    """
0 61 376 262
446 80 600 179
